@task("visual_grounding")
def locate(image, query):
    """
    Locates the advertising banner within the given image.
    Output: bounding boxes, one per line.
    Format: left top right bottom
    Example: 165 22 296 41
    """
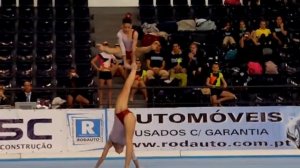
0 109 66 154
65 109 107 152
2 107 300 155
115 107 300 151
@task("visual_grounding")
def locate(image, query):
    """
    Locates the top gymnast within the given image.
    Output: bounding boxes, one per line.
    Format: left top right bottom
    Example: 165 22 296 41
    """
117 13 138 66
97 13 159 69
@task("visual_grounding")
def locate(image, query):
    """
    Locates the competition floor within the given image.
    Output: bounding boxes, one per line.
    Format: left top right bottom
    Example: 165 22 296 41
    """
1 156 300 168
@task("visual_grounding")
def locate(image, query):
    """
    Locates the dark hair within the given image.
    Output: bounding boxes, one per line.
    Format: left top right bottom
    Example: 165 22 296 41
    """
122 13 132 24
23 80 32 86
213 62 219 66
69 67 76 71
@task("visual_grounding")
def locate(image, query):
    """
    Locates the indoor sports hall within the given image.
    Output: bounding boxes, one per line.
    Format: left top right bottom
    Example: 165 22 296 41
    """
1 0 300 168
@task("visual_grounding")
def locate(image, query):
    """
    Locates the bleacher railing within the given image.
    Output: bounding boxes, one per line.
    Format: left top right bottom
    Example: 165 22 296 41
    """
3 85 300 108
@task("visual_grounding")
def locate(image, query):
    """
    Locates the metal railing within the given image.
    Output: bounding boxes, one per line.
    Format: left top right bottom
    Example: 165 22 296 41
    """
2 84 300 108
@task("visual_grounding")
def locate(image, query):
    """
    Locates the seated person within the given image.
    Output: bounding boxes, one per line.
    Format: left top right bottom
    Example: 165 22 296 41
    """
129 59 148 102
206 63 237 106
221 21 236 49
0 84 10 105
272 16 288 48
237 20 249 39
187 42 208 86
254 19 272 47
166 42 188 87
145 41 169 81
239 31 260 63
65 67 90 108
15 81 38 102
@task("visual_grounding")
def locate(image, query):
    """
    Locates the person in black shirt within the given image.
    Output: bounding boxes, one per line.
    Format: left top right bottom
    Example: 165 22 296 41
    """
237 20 248 39
66 67 90 108
145 41 169 80
166 43 188 87
239 31 260 63
272 16 288 48
187 42 208 86
222 21 236 49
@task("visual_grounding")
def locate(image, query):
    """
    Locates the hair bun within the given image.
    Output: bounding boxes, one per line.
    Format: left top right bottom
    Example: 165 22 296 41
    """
122 12 133 24
124 12 132 19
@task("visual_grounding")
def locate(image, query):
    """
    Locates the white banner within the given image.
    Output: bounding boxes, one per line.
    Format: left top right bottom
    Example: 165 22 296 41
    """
106 107 300 151
2 107 300 155
0 109 66 154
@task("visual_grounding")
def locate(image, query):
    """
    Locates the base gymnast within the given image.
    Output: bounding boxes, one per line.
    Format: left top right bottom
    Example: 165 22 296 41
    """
94 63 140 168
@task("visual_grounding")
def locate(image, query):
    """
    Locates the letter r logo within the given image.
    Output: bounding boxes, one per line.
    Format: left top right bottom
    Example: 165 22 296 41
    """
82 121 95 135
76 119 101 137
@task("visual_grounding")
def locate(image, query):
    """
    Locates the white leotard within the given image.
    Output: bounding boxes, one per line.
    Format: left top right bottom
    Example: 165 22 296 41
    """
109 116 125 145
117 30 133 56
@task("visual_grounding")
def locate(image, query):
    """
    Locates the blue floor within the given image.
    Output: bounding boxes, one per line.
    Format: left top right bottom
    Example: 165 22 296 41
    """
1 156 300 168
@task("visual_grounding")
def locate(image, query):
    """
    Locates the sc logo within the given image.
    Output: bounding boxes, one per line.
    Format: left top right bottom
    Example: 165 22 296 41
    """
0 119 52 140
76 119 101 138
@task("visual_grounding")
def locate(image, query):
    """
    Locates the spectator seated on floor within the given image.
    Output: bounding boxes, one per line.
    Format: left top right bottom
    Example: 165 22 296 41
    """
206 62 237 106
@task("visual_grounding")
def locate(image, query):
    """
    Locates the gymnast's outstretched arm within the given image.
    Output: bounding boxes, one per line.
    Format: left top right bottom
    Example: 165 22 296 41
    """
94 140 113 168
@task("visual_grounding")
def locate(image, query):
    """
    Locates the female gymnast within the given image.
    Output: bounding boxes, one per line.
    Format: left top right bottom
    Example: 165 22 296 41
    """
91 42 116 108
94 63 140 168
96 13 159 68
